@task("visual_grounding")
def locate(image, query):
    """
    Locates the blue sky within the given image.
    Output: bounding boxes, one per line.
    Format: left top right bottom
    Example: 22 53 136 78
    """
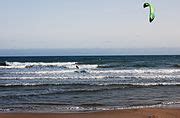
0 0 180 51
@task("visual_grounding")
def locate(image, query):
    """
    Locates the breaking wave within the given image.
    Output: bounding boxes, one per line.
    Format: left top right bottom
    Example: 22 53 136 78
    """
0 61 98 69
173 64 180 68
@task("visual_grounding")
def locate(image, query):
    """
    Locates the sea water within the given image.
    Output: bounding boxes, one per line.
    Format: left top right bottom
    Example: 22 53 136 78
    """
0 56 180 112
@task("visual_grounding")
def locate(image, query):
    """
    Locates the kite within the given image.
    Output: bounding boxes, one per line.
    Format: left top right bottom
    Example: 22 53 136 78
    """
143 3 155 23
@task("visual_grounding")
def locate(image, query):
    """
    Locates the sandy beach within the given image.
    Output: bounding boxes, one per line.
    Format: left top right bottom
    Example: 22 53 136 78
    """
0 108 180 118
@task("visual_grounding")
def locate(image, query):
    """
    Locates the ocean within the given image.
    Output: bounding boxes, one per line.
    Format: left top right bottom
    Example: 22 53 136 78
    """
0 56 180 112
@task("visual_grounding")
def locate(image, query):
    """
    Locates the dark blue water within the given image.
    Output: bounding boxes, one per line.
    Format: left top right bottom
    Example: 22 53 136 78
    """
0 56 180 112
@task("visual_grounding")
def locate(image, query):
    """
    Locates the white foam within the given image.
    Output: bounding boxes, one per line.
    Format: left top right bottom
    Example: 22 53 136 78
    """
91 69 180 74
3 62 76 68
0 75 106 80
76 64 98 69
0 108 11 112
128 82 180 86
14 70 75 74
1 62 98 69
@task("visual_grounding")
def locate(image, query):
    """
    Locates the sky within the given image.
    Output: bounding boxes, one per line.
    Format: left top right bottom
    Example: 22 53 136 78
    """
0 0 180 55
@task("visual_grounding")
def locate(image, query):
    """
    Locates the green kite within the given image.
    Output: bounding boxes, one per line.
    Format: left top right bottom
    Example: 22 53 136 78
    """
143 3 155 23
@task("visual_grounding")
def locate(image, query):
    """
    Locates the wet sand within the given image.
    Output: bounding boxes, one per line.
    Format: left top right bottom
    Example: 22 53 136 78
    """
0 108 180 118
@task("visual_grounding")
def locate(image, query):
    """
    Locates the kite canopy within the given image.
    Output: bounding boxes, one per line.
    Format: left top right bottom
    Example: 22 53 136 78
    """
143 3 155 23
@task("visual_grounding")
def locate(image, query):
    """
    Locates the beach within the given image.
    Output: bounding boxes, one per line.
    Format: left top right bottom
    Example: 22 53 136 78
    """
0 108 180 118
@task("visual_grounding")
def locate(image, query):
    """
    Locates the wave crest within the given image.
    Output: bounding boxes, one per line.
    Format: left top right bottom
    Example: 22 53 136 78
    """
0 62 98 69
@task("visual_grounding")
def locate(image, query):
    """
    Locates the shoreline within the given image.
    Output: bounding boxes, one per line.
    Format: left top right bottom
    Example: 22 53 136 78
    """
0 108 180 118
1 103 180 113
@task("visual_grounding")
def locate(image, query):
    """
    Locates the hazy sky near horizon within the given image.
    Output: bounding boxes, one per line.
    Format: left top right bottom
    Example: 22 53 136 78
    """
0 0 180 49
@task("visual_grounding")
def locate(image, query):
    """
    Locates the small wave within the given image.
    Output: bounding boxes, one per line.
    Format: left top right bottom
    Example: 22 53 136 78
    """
80 103 105 107
132 64 153 68
19 102 71 106
127 82 180 86
0 75 108 80
91 69 180 74
9 70 75 74
116 103 162 110
94 82 180 87
0 86 123 99
121 101 180 110
97 64 120 68
0 74 180 81
1 82 180 88
1 102 180 113
0 83 53 87
0 62 9 66
162 101 180 105
97 62 155 69
173 64 180 68
0 108 12 112
1 101 180 113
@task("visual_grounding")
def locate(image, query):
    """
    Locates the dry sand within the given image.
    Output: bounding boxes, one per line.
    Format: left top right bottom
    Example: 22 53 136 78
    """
0 108 180 118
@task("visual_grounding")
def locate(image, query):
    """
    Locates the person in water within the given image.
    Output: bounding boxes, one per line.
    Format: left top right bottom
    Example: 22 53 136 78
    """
76 65 79 69
75 65 87 73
